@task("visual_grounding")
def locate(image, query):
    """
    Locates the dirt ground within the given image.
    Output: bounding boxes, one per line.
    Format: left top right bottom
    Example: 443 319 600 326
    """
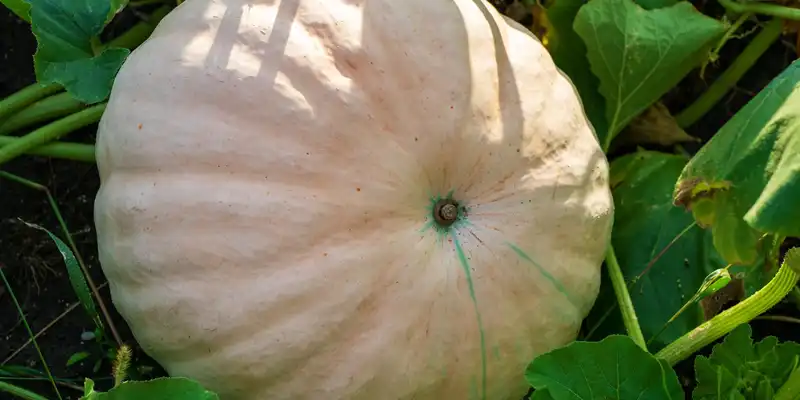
1 3 799 400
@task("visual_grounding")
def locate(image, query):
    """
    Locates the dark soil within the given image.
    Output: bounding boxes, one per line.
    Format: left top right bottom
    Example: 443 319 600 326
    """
0 3 798 400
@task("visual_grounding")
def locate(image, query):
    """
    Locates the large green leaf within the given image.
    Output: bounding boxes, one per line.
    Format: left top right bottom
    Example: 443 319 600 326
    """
693 324 800 399
27 0 130 103
587 150 711 351
545 0 608 141
1 0 31 22
573 0 725 149
525 335 684 399
673 59 800 265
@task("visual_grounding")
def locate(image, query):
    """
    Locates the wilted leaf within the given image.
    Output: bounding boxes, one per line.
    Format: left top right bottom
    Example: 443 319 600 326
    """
614 101 700 148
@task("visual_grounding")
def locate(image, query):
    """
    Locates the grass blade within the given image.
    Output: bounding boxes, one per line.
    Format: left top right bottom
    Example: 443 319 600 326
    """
0 381 49 400
21 221 103 332
0 267 61 399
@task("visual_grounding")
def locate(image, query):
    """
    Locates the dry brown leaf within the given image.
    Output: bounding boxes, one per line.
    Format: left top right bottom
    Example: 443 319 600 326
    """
615 101 700 148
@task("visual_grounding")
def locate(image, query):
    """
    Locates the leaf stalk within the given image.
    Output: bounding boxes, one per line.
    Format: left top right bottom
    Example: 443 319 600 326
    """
0 136 95 162
0 92 88 135
604 245 648 351
718 0 800 21
675 17 784 128
0 104 105 165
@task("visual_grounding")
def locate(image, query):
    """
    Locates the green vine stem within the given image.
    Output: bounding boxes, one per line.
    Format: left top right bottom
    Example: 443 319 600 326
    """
101 5 171 51
605 245 648 350
0 103 105 165
0 83 61 122
0 136 95 162
655 247 800 366
675 17 783 128
775 364 800 400
0 381 49 400
0 92 87 135
718 0 800 20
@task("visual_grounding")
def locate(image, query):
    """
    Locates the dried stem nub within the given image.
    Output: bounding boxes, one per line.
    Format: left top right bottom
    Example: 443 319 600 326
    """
434 199 459 227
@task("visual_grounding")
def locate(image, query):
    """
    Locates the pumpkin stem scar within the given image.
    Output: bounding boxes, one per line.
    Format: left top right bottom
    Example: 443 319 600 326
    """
506 242 580 310
421 190 470 234
451 230 488 400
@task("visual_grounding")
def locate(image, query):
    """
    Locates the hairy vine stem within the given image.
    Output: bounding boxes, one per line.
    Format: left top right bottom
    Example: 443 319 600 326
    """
655 247 800 366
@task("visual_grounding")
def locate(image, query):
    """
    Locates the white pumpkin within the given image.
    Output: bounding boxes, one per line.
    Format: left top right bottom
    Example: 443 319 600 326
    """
93 0 614 398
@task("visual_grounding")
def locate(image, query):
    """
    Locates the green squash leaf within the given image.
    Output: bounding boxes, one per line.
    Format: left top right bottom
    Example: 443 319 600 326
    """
588 150 710 350
573 0 725 149
525 335 684 399
693 324 800 399
82 377 219 400
544 0 608 142
27 0 130 103
2 0 31 22
673 60 800 265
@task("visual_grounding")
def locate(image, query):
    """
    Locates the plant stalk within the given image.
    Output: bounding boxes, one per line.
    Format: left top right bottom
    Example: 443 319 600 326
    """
718 0 800 20
675 18 784 128
0 136 95 162
774 365 800 400
0 104 105 165
655 248 800 366
0 92 88 135
0 83 62 123
102 5 172 51
605 245 648 351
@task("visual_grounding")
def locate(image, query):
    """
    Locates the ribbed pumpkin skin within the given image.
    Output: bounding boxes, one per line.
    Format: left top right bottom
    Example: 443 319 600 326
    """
93 0 614 399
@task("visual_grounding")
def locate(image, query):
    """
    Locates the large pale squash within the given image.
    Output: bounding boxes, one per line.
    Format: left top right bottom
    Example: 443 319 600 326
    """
93 0 614 398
